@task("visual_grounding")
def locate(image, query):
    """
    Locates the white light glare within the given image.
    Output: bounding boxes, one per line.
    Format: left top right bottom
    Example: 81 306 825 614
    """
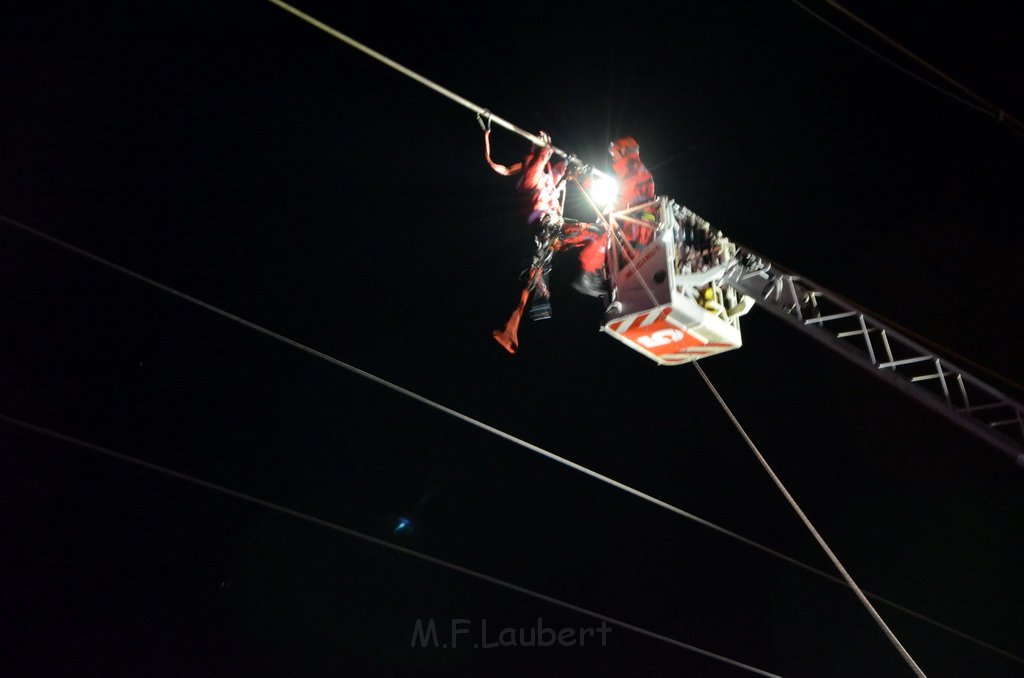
589 175 619 212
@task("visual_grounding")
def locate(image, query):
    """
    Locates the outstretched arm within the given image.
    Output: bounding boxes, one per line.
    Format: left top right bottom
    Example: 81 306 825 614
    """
520 132 554 190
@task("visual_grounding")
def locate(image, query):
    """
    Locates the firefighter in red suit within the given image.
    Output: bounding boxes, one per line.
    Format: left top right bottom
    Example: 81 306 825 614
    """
610 135 657 246
485 129 568 353
519 134 567 230
573 136 657 298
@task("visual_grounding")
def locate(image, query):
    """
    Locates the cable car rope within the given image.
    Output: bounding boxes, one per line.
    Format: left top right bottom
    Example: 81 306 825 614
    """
267 0 663 316
265 0 606 170
3 214 1019 667
0 412 782 678
694 362 927 677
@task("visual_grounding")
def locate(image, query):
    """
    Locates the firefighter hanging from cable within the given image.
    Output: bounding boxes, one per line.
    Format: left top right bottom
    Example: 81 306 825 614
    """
481 116 598 354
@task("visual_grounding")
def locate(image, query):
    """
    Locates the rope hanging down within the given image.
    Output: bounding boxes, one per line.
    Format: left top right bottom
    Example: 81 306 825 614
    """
0 413 782 677
693 362 927 677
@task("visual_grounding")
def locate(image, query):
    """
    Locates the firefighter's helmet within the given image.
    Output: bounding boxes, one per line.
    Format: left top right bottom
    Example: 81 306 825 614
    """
609 136 640 159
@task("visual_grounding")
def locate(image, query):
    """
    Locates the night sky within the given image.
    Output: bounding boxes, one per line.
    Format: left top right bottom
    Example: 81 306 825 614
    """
3 2 1023 676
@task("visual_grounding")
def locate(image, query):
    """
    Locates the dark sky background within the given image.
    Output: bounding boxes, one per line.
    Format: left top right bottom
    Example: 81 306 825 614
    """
2 2 1023 676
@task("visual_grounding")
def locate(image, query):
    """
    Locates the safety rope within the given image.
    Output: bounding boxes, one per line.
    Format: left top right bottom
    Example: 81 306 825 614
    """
481 124 522 177
693 361 927 677
0 412 782 678
4 214 1019 667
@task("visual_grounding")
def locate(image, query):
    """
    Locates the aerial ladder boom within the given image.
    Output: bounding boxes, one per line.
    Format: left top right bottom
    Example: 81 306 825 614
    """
722 249 1024 467
262 0 1024 469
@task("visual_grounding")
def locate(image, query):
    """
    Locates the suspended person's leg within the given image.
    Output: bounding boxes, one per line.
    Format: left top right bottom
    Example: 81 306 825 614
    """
492 287 531 354
572 231 608 298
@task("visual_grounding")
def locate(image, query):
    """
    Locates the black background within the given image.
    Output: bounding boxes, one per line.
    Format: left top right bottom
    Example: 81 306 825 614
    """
2 2 1023 676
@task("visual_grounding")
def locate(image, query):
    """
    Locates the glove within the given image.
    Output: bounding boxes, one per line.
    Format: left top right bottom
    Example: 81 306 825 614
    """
566 162 591 181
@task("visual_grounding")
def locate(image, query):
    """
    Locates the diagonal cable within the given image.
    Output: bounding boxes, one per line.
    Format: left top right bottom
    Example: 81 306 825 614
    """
2 213 1020 665
0 412 782 678
694 361 926 676
786 0 1023 137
